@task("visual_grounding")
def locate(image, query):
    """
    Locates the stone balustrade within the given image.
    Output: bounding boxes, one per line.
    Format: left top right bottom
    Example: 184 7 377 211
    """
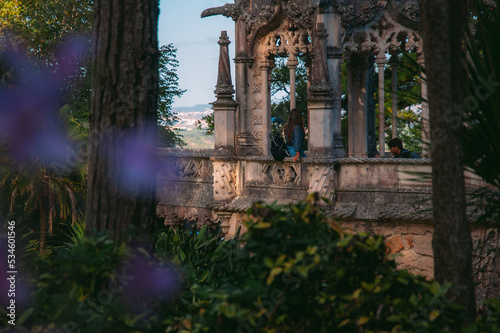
156 148 495 296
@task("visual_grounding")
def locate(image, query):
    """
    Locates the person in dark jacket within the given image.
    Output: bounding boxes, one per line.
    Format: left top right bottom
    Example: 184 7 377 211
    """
387 137 420 158
284 108 306 162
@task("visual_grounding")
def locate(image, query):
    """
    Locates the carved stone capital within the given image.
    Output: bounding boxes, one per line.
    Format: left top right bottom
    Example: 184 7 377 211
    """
315 22 329 40
234 56 254 64
327 46 343 59
309 82 333 97
287 54 299 68
214 84 235 98
375 55 387 66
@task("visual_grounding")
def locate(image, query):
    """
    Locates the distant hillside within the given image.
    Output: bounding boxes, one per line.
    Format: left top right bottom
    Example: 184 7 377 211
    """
179 128 214 149
173 104 212 113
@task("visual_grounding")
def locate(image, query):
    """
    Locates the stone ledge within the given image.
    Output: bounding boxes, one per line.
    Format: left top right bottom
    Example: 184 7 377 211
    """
327 202 434 222
209 196 298 213
158 148 213 158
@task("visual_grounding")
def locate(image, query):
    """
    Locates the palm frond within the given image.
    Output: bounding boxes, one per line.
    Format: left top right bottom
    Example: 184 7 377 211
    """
65 184 77 225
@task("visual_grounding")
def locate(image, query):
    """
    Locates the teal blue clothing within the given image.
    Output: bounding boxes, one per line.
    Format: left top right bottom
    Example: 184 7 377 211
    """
286 124 306 157
287 146 306 158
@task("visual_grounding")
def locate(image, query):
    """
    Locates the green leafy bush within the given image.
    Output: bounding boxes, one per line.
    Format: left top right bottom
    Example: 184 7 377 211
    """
155 224 241 289
177 195 468 332
11 236 130 332
6 196 500 332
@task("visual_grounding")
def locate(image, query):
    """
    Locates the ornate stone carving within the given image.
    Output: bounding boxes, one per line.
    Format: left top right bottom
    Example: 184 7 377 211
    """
252 82 262 93
164 158 204 180
253 131 263 141
391 0 419 23
342 10 422 55
308 165 335 201
252 115 263 125
281 3 316 29
333 0 387 30
259 23 312 58
261 163 301 185
213 162 237 200
253 100 263 110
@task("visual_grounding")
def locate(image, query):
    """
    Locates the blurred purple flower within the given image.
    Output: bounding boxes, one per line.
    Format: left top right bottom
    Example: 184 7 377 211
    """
0 269 33 310
111 132 160 193
0 35 87 165
122 258 180 305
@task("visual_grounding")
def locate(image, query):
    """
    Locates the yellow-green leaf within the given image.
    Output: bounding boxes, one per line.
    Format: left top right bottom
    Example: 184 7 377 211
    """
266 267 283 285
357 316 370 325
429 310 440 321
264 256 274 268
338 319 350 327
351 288 362 300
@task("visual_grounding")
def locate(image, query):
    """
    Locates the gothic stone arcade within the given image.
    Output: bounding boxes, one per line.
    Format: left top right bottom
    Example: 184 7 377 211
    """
156 0 494 292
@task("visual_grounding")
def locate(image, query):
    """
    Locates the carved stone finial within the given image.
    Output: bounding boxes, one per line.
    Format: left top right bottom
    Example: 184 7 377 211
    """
214 31 235 105
201 3 239 20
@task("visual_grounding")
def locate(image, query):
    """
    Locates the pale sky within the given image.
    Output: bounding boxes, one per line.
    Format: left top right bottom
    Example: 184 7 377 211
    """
159 0 236 108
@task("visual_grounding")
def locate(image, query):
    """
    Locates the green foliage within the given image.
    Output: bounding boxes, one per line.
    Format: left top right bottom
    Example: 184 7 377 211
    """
174 195 468 332
2 235 129 332
388 53 423 153
157 44 186 147
155 224 240 289
472 298 500 332
463 0 500 191
462 1 500 306
0 224 236 332
0 0 93 64
179 128 214 149
5 197 500 332
0 142 87 254
195 113 215 136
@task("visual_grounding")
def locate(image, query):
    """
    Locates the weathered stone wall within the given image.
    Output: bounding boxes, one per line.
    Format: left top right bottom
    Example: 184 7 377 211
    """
156 149 498 301
156 149 216 226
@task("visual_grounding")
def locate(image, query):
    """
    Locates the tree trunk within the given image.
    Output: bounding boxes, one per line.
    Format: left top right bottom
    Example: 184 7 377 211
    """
419 0 476 317
85 0 159 242
39 198 47 255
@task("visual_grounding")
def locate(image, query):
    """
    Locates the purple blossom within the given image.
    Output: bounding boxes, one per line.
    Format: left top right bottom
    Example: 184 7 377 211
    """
0 35 87 165
122 258 180 305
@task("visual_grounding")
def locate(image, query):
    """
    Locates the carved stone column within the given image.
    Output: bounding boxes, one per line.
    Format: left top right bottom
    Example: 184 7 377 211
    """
390 53 399 139
418 53 430 157
347 53 370 157
308 23 334 158
234 20 256 156
325 10 345 158
366 55 377 157
376 55 387 156
288 54 298 110
212 31 237 156
259 58 274 156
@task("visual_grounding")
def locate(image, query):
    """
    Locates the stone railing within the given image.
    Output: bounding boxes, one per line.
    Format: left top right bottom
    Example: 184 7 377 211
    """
155 150 451 225
156 149 497 289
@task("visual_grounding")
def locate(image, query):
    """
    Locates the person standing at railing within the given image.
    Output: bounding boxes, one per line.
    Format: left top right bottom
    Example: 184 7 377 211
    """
284 109 306 162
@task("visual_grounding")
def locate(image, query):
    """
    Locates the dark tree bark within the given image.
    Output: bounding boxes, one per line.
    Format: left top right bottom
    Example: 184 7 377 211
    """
86 0 159 241
419 0 476 317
